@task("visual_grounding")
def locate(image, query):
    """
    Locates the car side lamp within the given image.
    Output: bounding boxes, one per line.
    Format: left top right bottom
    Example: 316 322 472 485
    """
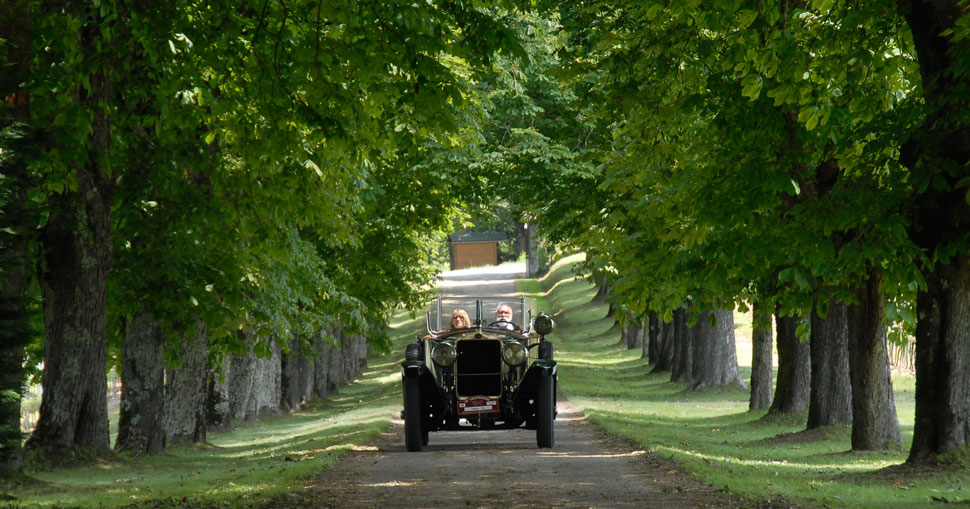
533 313 555 337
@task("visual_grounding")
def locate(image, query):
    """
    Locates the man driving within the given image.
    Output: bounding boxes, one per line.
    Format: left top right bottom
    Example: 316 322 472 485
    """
492 303 521 331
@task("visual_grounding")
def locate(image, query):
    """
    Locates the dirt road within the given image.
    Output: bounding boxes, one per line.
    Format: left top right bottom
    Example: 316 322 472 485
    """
283 264 763 508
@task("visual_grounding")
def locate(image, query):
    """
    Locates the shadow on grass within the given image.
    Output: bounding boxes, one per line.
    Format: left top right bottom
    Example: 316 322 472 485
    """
534 253 947 508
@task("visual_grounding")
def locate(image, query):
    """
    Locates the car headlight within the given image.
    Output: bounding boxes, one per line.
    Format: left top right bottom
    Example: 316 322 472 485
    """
431 342 457 366
533 313 555 335
502 341 528 367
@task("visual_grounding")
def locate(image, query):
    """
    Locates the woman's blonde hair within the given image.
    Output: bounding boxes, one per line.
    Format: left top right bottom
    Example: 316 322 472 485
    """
450 308 471 329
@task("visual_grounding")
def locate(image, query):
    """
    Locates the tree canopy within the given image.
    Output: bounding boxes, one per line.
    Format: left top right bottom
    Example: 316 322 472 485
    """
3 0 970 474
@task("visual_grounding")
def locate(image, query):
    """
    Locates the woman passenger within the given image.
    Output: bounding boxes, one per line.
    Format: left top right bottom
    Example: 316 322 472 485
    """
450 308 471 330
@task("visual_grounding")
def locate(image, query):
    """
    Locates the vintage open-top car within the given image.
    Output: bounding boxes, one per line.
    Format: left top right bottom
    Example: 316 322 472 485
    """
400 296 557 451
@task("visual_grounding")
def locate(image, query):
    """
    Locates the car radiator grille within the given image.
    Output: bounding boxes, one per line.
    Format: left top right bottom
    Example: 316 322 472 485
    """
456 340 502 397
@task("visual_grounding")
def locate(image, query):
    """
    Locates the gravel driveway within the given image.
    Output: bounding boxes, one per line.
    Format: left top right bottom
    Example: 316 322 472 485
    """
280 264 762 508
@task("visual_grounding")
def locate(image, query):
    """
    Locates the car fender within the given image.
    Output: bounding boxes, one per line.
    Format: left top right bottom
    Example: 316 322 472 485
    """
401 359 427 379
510 359 557 416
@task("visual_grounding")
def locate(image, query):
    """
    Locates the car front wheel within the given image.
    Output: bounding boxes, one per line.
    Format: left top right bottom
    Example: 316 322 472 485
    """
536 374 555 448
403 377 424 452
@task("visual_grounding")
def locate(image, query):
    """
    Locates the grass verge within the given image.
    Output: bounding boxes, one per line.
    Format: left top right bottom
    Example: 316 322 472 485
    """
1 314 426 508
519 252 967 508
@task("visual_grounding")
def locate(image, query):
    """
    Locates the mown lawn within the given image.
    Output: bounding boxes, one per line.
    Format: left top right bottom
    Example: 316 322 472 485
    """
4 255 964 508
2 312 427 508
526 253 966 508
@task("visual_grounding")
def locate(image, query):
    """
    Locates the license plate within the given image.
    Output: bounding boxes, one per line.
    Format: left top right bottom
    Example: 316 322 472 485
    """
458 396 499 415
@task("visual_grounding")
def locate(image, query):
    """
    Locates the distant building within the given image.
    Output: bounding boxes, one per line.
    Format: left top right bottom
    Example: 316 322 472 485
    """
449 230 508 270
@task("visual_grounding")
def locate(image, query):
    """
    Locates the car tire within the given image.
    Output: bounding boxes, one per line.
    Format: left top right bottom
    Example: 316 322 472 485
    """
536 374 555 448
403 377 424 452
405 343 423 361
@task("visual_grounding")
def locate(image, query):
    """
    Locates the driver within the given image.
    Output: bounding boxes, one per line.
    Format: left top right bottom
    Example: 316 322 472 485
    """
492 303 521 331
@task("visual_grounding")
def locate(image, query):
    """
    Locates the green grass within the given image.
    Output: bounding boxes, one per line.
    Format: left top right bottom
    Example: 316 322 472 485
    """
520 253 967 508
2 314 426 508
5 255 963 508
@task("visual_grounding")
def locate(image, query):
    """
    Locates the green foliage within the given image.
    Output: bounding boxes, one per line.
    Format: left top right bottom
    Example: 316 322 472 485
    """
14 1 537 374
545 0 926 336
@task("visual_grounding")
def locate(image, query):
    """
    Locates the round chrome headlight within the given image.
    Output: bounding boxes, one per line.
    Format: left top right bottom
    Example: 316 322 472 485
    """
502 341 529 367
431 342 457 366
533 313 555 335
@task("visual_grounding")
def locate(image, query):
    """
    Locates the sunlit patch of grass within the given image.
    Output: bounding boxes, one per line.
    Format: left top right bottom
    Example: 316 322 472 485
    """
526 254 961 508
11 308 422 508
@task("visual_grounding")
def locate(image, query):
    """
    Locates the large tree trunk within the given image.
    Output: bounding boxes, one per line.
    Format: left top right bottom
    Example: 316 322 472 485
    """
768 315 810 415
807 300 852 429
846 273 901 450
670 308 693 384
164 320 208 445
30 173 113 458
115 310 165 454
897 0 970 463
691 309 747 391
910 258 970 461
749 303 773 410
27 8 115 456
0 0 32 476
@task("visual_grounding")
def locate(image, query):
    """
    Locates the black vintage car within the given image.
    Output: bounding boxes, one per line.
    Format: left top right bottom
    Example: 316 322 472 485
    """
400 296 557 451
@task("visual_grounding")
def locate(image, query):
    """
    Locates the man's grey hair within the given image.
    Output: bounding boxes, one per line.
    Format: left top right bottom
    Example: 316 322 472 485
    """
495 303 511 313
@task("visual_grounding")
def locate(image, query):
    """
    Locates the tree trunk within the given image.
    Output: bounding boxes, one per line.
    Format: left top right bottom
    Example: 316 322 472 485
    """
896 0 970 463
592 274 615 318
646 312 660 362
115 310 165 454
341 329 359 382
358 333 369 374
326 331 344 395
909 257 970 461
749 302 773 410
807 300 852 429
312 334 333 400
282 334 312 412
670 308 693 384
205 359 232 433
514 221 526 259
525 221 538 277
30 182 113 457
651 316 675 373
0 0 32 476
768 315 810 415
225 331 284 420
594 275 610 300
846 273 901 450
164 320 208 445
28 15 115 455
691 309 747 391
228 331 256 420
250 341 283 420
626 315 644 350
